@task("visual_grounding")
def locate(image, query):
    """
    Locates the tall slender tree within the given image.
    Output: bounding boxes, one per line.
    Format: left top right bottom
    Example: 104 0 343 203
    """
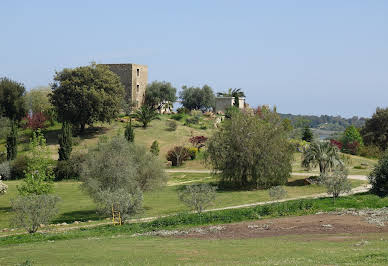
124 120 135 142
58 122 72 161
6 121 17 160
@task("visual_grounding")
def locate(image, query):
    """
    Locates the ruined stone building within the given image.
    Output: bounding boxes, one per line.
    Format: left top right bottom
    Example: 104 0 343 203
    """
214 97 245 113
102 63 148 108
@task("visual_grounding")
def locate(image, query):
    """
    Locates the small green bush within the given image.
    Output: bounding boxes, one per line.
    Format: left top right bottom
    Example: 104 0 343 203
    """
268 186 288 200
188 147 198 160
359 145 383 159
369 150 388 196
150 140 160 156
54 153 85 180
124 122 135 142
184 116 200 125
177 107 190 114
72 137 81 146
166 120 178 131
171 113 185 121
10 156 30 180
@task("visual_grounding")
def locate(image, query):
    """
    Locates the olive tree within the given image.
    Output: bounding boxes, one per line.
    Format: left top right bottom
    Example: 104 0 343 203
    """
81 137 166 219
178 184 217 213
11 194 60 233
179 85 215 111
205 109 293 189
145 81 177 110
322 169 351 203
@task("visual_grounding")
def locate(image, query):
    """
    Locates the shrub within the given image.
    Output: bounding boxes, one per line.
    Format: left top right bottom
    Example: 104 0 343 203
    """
369 150 388 196
184 115 200 125
166 120 177 131
10 155 30 180
268 186 288 200
11 194 60 233
150 140 160 156
0 177 8 195
54 153 85 181
72 136 81 146
330 139 343 150
178 184 217 213
171 113 185 121
176 107 190 114
0 161 11 180
24 112 47 130
359 145 382 159
166 146 190 166
322 169 351 202
17 130 55 196
188 147 198 160
189 136 208 151
124 121 135 142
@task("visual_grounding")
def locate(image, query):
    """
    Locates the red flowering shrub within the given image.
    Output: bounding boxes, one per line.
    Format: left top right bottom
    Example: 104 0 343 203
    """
24 112 47 130
343 141 360 155
330 139 343 150
189 136 208 151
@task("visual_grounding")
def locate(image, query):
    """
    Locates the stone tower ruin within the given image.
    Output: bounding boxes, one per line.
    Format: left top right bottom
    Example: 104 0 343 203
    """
102 63 148 108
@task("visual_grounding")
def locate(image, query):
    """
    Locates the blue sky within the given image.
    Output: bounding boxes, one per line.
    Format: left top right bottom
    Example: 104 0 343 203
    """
1 0 387 117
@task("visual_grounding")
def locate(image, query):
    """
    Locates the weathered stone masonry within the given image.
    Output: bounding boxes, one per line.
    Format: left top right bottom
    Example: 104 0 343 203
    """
101 63 148 108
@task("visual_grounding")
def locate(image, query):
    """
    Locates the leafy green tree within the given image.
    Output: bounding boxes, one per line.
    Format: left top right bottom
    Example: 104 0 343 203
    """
58 122 73 161
0 77 27 122
178 184 217 213
369 150 388 196
133 105 159 128
150 140 160 156
341 125 363 154
17 130 55 195
124 121 135 142
205 110 293 189
145 81 177 110
361 107 388 151
26 86 56 125
6 121 17 160
179 85 215 111
50 63 124 132
301 141 343 176
302 126 314 142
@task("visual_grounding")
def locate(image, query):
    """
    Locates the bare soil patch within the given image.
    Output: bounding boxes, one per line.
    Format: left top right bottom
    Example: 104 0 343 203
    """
138 213 388 240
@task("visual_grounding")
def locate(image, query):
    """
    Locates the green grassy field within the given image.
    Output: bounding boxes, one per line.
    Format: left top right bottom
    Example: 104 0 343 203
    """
1 232 387 265
0 173 366 230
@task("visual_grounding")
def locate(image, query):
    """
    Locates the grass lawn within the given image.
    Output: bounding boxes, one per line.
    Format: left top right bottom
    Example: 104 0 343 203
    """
1 232 387 265
0 173 366 229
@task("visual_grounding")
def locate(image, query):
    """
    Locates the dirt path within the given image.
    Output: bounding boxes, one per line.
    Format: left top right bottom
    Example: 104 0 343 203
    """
166 169 368 181
0 184 371 238
166 213 388 240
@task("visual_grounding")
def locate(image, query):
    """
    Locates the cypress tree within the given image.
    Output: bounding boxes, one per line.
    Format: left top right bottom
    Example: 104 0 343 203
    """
58 122 72 161
233 95 239 108
302 126 314 142
150 140 160 156
6 121 17 160
124 120 135 142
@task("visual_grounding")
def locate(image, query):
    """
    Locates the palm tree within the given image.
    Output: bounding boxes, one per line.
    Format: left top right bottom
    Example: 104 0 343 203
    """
301 141 343 175
217 88 245 97
132 106 159 128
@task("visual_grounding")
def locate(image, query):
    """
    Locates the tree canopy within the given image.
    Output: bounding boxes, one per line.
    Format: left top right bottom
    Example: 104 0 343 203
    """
361 107 388 151
205 109 293 189
0 77 27 122
179 85 215 111
50 63 124 132
144 81 177 110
